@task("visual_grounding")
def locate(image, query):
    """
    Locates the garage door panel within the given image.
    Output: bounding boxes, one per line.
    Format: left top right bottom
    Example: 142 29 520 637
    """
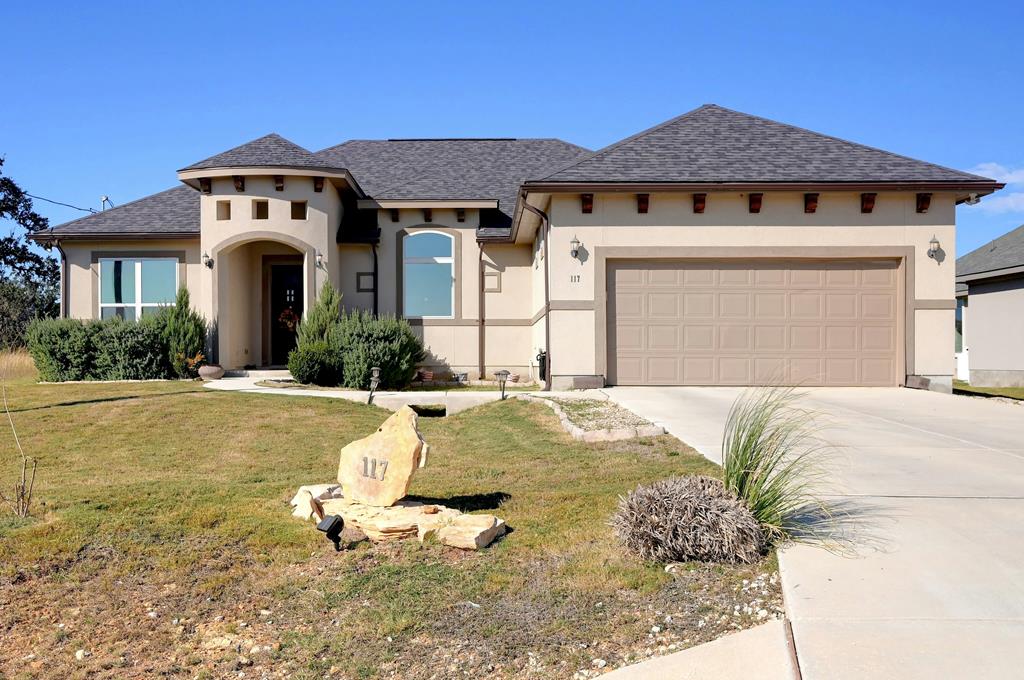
609 259 900 386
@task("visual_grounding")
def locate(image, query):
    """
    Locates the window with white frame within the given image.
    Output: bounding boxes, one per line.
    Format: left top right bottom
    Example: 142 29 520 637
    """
403 231 454 318
99 258 178 320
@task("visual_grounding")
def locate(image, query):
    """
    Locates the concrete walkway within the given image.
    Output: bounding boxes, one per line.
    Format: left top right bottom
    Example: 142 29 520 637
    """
203 376 593 414
604 386 1024 680
602 619 796 679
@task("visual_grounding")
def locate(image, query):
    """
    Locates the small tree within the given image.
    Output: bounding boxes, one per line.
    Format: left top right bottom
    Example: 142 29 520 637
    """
297 281 343 349
162 287 208 378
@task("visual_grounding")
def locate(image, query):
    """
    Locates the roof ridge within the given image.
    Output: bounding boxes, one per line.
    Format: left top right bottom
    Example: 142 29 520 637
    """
44 185 191 231
957 223 1024 263
533 104 717 181
706 104 995 183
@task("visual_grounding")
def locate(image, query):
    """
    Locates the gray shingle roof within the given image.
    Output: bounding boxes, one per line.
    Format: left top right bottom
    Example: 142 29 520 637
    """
534 104 998 185
180 133 344 171
34 185 199 239
957 224 1024 282
315 138 591 220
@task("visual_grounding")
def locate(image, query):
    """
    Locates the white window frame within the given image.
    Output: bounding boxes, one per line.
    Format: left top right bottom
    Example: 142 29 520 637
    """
403 231 454 319
98 257 179 319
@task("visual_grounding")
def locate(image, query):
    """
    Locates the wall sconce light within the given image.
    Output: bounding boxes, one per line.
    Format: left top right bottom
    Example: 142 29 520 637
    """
316 251 324 269
570 235 581 259
202 252 214 269
494 369 510 400
927 235 941 259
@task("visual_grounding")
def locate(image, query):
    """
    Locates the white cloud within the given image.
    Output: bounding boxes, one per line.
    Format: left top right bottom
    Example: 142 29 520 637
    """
968 162 1024 185
974 192 1024 214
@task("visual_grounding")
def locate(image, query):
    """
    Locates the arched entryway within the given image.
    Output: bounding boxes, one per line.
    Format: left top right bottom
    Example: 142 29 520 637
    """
212 234 315 369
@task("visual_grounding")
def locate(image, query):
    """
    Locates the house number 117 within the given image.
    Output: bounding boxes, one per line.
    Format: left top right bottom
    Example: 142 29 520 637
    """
361 457 388 481
570 274 581 283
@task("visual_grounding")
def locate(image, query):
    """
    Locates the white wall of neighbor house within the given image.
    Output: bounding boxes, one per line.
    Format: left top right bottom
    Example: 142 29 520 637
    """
966 277 1024 386
542 190 957 386
61 238 202 320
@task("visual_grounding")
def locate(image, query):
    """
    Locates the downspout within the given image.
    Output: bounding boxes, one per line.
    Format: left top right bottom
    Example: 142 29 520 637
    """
54 239 68 318
371 243 379 316
521 200 551 391
478 244 485 379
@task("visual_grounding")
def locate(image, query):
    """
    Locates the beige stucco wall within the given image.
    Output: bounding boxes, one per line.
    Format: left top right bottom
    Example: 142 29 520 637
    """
543 190 957 386
966 277 1024 386
62 238 202 320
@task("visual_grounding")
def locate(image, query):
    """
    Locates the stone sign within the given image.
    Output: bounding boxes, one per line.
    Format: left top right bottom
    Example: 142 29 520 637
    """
337 405 428 507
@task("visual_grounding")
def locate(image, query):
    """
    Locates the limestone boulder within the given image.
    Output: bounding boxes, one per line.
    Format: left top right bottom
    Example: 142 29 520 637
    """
436 514 507 550
320 497 460 542
337 406 429 507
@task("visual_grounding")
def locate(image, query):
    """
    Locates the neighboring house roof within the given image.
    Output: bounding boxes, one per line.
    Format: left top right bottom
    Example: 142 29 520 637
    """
30 185 199 240
530 104 999 187
316 137 591 229
956 224 1024 284
180 133 344 172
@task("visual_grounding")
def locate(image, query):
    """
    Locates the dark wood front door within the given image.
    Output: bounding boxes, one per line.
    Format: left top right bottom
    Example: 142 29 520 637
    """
269 264 303 365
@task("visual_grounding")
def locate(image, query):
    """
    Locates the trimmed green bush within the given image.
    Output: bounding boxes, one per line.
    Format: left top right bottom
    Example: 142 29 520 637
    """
93 317 168 380
161 288 208 378
25 317 101 381
337 310 425 390
297 282 343 350
287 341 341 386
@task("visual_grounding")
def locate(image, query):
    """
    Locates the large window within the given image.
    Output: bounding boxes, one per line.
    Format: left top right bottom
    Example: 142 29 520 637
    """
99 258 178 320
403 231 454 318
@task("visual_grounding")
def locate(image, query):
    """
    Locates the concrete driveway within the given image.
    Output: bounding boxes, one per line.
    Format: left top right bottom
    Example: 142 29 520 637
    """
604 386 1024 680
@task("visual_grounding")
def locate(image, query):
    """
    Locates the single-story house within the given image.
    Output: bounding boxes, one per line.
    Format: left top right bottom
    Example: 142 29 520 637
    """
955 224 1024 387
32 104 1002 392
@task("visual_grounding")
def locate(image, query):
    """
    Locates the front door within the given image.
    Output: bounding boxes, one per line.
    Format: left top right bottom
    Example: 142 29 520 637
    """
269 264 303 366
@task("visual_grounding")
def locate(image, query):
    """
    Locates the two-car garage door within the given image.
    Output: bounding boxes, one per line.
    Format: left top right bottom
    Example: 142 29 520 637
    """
607 260 901 386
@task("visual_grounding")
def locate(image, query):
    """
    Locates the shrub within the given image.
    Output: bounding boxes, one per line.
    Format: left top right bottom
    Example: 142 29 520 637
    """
93 317 168 380
721 386 829 544
337 310 425 390
612 475 765 564
287 341 341 386
25 318 101 381
297 281 343 350
161 288 208 378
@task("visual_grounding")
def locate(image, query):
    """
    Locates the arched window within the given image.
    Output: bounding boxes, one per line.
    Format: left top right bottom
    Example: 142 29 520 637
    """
403 231 454 318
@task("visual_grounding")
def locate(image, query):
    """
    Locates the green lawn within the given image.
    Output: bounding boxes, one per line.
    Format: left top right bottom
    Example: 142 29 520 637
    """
954 380 1024 400
0 371 779 679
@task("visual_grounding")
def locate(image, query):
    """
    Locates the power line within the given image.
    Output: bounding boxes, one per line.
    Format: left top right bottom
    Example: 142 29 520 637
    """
25 193 98 214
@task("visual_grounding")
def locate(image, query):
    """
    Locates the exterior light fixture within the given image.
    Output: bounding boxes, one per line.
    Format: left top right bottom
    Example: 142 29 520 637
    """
367 366 381 404
202 252 213 269
316 514 345 551
316 251 324 269
494 369 510 400
570 235 581 259
927 235 941 259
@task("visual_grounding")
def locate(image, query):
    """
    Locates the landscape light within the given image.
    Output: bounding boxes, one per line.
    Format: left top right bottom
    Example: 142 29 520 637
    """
494 370 510 400
316 514 345 551
367 366 381 404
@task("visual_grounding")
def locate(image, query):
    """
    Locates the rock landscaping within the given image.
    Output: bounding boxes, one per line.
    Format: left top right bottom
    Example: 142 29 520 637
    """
526 396 665 442
290 405 507 550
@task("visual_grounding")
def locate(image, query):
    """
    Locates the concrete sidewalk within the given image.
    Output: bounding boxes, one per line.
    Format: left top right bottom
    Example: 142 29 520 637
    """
605 386 1024 680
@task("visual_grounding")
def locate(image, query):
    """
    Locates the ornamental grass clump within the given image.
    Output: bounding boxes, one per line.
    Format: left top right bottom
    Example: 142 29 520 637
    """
722 385 830 544
612 475 765 564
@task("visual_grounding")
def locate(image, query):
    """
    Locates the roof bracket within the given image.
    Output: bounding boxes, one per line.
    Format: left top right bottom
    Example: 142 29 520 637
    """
390 208 400 223
861 193 876 213
423 208 432 223
232 175 245 192
748 193 763 214
456 208 466 222
581 193 593 214
313 177 324 193
274 175 284 191
916 193 931 213
636 193 649 214
199 178 212 194
693 193 706 213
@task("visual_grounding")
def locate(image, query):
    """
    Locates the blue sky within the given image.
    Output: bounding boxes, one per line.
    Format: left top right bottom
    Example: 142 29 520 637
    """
2 1 1021 258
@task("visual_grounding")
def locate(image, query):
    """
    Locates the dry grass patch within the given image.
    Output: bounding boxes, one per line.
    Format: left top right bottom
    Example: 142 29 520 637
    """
0 381 779 679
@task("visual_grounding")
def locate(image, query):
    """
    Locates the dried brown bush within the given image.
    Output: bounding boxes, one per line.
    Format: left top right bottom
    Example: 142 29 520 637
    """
612 475 765 564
